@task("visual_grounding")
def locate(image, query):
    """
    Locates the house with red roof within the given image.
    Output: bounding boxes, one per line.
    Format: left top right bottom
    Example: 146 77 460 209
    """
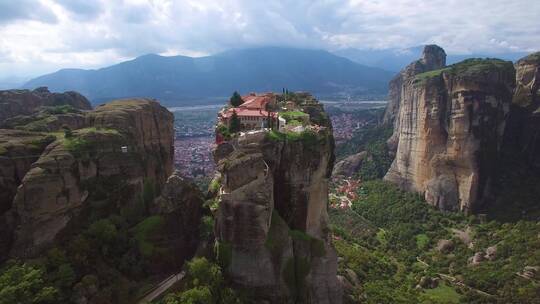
218 93 279 130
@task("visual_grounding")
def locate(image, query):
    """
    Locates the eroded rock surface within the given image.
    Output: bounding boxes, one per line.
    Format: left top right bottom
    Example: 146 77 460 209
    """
503 52 540 168
150 170 205 271
384 53 515 213
0 87 91 125
332 151 367 178
383 45 447 151
214 100 341 303
8 98 174 257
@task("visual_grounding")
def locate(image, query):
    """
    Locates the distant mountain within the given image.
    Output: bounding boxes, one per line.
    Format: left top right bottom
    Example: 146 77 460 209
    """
0 76 28 90
334 46 529 72
23 47 394 106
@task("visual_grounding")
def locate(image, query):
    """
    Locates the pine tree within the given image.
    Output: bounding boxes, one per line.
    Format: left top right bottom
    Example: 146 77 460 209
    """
229 110 241 133
229 91 244 107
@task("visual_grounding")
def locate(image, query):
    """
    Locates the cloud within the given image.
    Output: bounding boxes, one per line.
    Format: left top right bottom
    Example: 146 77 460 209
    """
0 0 539 77
0 0 57 24
53 0 103 20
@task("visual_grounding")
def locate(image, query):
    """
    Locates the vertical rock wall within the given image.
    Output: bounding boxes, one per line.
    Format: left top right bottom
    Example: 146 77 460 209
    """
8 99 174 257
383 45 447 151
503 52 540 168
384 57 515 212
214 102 341 303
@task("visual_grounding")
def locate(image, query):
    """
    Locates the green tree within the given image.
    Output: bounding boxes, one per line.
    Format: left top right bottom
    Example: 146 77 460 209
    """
0 262 59 304
164 257 242 304
51 264 76 288
229 110 241 133
229 91 244 107
62 126 73 139
165 286 213 304
187 257 223 288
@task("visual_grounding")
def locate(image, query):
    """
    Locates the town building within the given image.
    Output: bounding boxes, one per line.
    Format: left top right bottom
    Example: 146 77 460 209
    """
218 93 279 130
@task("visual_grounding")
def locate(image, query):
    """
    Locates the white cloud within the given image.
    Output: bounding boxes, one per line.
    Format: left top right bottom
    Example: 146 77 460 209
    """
0 0 539 78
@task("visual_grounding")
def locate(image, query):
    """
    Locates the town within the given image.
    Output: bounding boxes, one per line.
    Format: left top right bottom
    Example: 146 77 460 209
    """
172 92 384 187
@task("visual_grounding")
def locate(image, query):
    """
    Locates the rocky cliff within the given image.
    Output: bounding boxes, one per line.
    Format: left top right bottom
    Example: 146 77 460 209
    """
213 100 341 303
0 87 91 125
384 56 515 213
383 45 447 151
150 170 205 270
503 52 540 168
2 98 174 258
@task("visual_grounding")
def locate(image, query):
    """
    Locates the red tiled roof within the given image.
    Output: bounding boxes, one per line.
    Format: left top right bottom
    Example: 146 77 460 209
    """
221 107 277 119
239 93 274 110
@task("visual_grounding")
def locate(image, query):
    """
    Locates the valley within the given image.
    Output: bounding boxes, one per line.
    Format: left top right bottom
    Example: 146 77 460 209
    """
1 1 539 303
0 47 539 304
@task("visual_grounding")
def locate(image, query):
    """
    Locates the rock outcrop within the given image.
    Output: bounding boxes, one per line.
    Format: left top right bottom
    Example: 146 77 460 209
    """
0 87 91 125
383 45 447 151
0 130 56 213
150 170 204 270
384 54 515 212
7 98 174 257
332 151 368 178
214 99 341 303
502 52 540 168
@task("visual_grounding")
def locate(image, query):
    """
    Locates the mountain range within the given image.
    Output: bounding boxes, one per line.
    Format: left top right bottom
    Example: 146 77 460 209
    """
23 47 394 106
333 46 528 72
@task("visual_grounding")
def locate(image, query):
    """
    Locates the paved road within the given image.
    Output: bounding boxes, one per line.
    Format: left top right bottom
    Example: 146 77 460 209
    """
138 271 185 303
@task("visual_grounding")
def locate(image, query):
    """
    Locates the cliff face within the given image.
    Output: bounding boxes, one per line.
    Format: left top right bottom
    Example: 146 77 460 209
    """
503 52 540 168
151 170 205 270
383 45 447 151
214 101 341 303
384 58 515 212
6 99 174 257
0 87 91 125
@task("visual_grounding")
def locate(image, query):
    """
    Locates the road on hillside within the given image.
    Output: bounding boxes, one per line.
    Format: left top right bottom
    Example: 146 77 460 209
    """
138 271 185 303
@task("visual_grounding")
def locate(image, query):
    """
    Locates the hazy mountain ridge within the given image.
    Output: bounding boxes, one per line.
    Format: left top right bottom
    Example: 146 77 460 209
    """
24 47 394 105
334 46 528 72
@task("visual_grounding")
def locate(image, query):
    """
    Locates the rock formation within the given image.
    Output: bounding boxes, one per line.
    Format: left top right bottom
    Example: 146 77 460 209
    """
150 170 205 270
332 151 367 178
502 52 540 168
213 99 341 303
383 45 447 151
384 53 515 212
0 87 91 125
3 98 174 258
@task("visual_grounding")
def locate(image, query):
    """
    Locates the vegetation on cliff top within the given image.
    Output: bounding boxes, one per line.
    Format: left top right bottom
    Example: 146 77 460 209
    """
414 58 514 84
0 130 56 156
519 51 540 64
63 127 122 157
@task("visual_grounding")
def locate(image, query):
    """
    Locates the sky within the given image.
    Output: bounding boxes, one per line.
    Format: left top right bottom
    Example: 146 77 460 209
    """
0 0 539 79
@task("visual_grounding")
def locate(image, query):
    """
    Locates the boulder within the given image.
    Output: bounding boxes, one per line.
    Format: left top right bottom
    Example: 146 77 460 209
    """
344 268 361 287
419 276 439 289
436 239 455 253
469 252 485 266
484 245 497 261
521 266 539 279
332 151 368 178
